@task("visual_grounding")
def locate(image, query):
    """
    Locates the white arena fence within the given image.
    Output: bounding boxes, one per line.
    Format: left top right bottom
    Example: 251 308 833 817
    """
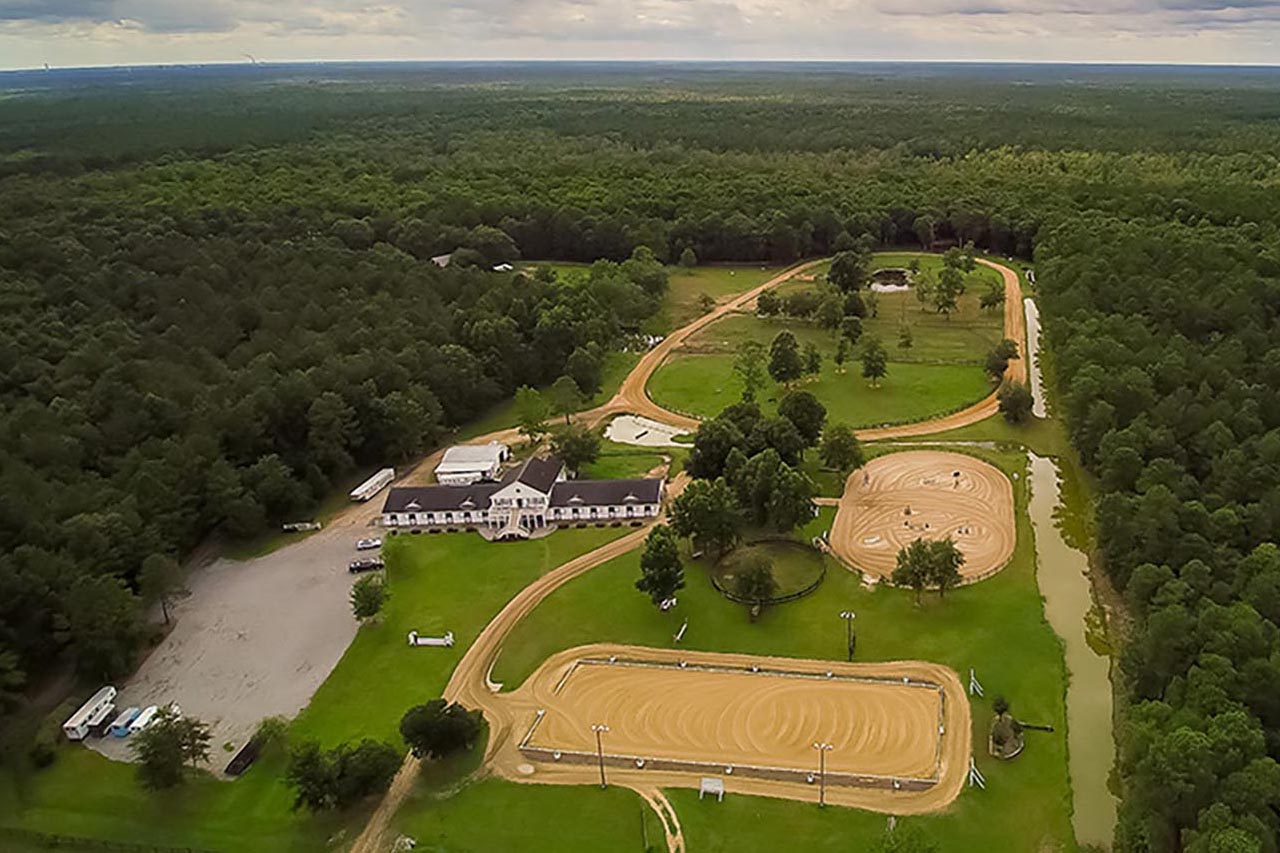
518 655 948 793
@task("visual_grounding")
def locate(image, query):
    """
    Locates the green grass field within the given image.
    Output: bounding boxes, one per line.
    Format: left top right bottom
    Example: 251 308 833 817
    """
648 352 990 428
579 440 672 481
0 527 633 851
479 446 1075 853
714 540 825 598
655 264 785 333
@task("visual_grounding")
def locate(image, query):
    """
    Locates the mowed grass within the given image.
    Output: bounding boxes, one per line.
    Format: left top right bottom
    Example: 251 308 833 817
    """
393 777 655 852
648 352 990 428
715 540 825 598
655 264 786 333
484 447 1075 853
0 745 337 853
0 527 632 851
292 526 633 747
695 296 1002 367
579 440 672 481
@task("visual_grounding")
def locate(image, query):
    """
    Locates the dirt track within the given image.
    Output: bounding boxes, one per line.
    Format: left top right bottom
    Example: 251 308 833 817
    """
479 645 970 813
829 450 1016 583
519 651 955 784
348 258 1026 851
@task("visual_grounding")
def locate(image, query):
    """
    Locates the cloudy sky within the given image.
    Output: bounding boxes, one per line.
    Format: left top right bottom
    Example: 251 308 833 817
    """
1 0 1279 70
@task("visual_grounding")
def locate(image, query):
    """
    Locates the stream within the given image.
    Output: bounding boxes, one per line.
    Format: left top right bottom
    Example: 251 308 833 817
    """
1027 452 1117 849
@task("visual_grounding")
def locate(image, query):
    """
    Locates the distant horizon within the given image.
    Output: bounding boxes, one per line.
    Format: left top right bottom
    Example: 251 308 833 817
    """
6 0 1280 73
5 57 1280 75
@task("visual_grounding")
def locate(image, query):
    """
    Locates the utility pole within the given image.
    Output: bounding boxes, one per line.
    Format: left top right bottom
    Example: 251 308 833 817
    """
839 610 856 661
813 741 834 807
591 724 610 789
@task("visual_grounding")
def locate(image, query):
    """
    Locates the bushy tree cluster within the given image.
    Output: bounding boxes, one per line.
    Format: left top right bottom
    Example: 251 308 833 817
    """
673 402 817 550
399 699 484 760
285 738 401 812
0 226 664 690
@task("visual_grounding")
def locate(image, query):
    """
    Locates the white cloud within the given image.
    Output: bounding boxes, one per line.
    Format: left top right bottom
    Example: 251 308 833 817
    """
0 0 1278 68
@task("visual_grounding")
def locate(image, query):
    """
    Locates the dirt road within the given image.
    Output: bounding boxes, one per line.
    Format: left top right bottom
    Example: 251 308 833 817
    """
343 258 1026 851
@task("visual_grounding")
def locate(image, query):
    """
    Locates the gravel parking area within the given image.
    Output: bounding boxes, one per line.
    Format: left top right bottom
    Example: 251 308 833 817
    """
88 503 382 766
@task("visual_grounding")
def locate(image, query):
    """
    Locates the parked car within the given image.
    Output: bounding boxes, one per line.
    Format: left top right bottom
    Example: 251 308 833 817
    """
355 538 382 551
348 557 385 573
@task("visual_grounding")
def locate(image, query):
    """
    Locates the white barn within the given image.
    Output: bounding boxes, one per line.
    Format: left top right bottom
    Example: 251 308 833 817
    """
434 441 510 486
383 455 663 541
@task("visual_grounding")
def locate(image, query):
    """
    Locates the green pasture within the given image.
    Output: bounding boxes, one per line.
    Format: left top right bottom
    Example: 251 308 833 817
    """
481 446 1075 853
648 352 991 428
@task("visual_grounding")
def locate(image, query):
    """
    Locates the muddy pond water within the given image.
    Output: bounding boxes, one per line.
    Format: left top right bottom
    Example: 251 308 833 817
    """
1028 452 1117 849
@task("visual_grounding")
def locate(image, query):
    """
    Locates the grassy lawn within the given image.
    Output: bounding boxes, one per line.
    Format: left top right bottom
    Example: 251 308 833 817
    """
0 746 339 853
714 540 825 598
652 264 785 333
292 527 633 747
579 441 670 481
689 296 1001 368
648 351 991 428
486 446 1075 853
393 777 655 852
0 527 632 851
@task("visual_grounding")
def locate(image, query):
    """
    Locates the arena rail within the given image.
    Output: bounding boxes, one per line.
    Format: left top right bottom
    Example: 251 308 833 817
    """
518 655 948 793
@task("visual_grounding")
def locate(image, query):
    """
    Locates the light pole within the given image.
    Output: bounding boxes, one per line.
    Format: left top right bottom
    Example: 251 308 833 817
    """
813 741 834 807
840 610 856 661
591 724 610 789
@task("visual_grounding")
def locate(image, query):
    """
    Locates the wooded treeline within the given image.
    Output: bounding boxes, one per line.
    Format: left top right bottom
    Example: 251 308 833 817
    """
1041 217 1280 850
2 66 1280 849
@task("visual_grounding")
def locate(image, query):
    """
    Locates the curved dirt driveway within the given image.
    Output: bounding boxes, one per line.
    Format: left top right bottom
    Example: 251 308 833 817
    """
349 257 1024 851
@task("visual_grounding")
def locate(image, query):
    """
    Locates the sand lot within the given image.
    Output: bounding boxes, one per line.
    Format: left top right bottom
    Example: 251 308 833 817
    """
604 414 691 447
829 450 1015 584
527 659 944 782
89 507 381 765
470 644 970 815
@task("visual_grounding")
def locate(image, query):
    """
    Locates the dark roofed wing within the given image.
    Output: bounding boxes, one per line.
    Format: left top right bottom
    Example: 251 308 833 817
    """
548 478 663 508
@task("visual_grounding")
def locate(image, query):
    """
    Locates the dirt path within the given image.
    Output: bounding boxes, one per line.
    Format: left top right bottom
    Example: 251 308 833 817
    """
349 489 682 853
827 450 1016 584
348 257 1024 850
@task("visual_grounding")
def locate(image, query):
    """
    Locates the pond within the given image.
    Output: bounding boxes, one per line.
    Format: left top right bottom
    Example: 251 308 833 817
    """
1028 452 1117 849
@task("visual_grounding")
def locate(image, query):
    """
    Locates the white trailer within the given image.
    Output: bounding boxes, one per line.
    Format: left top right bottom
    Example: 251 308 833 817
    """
350 468 395 502
129 705 160 734
63 685 117 741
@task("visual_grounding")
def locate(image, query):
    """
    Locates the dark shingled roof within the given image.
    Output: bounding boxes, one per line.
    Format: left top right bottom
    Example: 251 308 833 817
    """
382 483 500 513
380 455 661 515
504 455 563 493
549 478 663 508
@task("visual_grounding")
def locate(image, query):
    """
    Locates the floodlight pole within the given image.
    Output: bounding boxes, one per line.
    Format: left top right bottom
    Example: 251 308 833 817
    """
813 741 834 807
592 724 610 789
840 610 856 661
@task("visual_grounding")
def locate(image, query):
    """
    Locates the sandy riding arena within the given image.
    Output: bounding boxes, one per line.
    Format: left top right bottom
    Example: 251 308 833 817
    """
830 450 1016 584
480 644 970 815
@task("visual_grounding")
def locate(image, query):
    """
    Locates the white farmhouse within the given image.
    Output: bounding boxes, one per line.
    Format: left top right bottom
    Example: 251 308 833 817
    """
382 455 663 541
434 441 510 486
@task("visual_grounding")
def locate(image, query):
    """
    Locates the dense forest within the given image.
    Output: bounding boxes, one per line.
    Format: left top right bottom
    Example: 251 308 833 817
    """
2 63 1280 850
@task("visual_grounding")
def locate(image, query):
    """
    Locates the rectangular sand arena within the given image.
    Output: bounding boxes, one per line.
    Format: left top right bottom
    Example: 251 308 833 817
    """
526 660 944 781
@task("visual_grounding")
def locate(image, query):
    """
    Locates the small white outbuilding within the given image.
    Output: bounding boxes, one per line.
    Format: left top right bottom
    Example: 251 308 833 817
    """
434 441 510 486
